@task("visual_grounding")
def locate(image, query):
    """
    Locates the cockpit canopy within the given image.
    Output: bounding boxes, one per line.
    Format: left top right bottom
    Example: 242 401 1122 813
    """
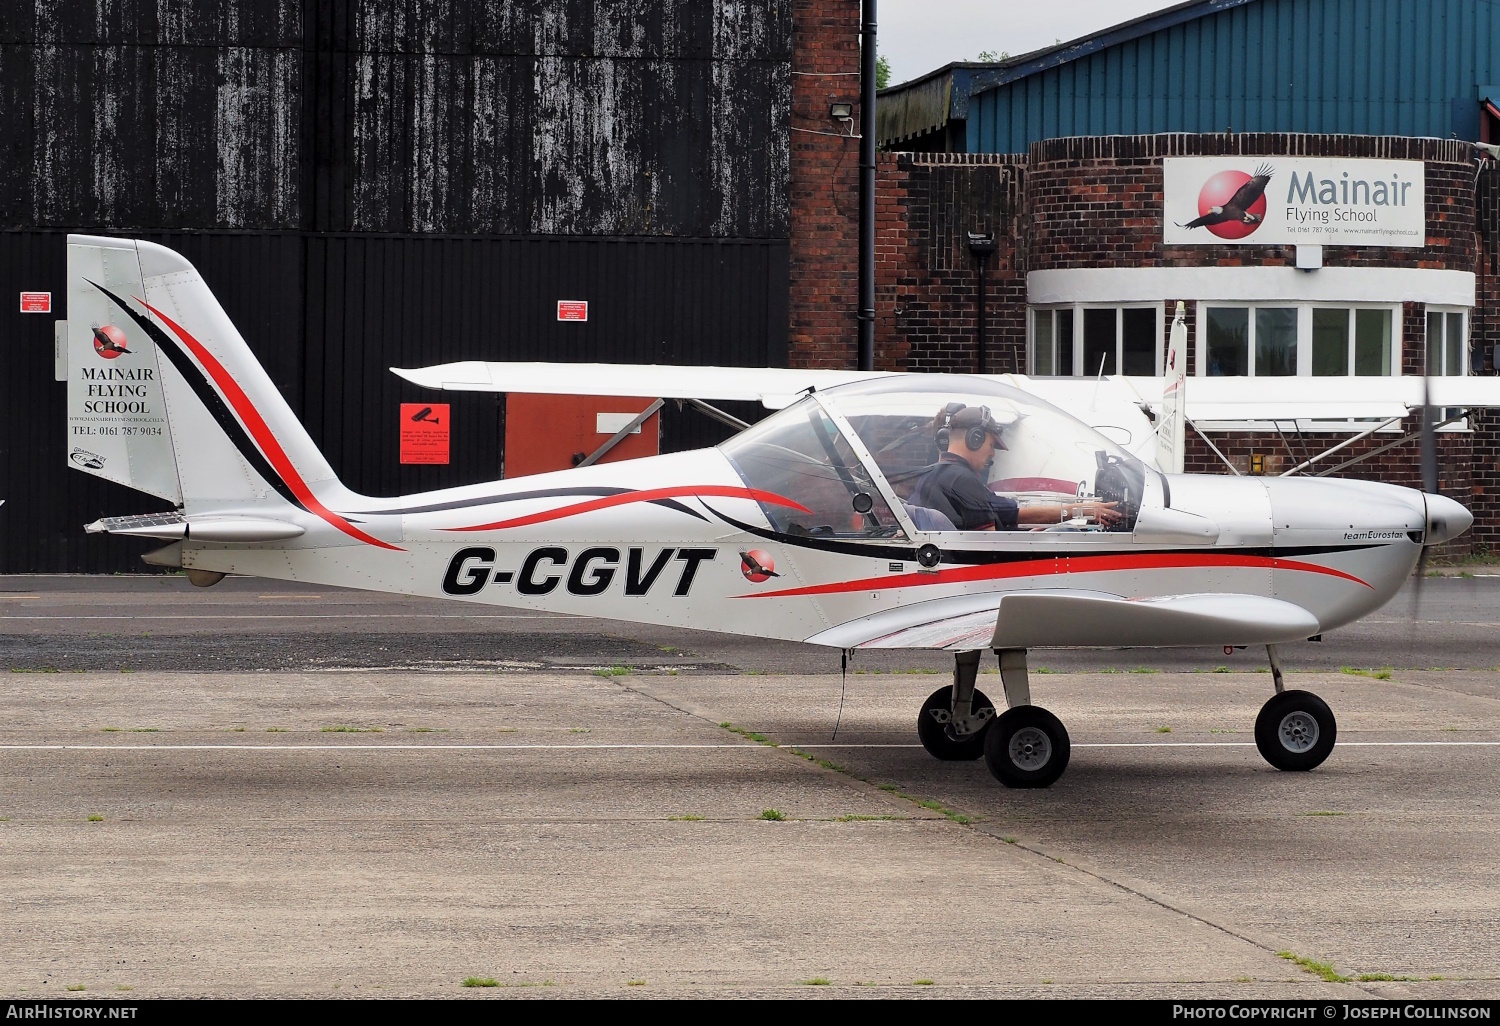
719 375 1146 539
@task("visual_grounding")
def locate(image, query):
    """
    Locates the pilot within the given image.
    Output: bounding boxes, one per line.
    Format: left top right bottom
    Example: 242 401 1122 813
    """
911 404 1124 531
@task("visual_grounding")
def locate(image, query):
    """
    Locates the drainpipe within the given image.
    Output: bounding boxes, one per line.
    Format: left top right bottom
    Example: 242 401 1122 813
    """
857 0 877 372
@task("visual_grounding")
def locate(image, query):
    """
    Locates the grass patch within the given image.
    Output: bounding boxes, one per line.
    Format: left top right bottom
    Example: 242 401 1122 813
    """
1155 726 1172 733
877 783 899 792
627 979 645 986
592 665 631 677
1341 666 1393 680
130 728 159 733
1302 810 1346 817
668 815 705 822
114 986 132 991
266 727 288 732
759 808 786 821
720 723 776 747
1131 667 1161 674
86 815 103 822
1209 728 1238 734
65 985 84 992
1034 667 1056 674
1212 665 1231 673
913 979 935 986
568 728 591 734
800 978 831 986
833 814 901 822
321 725 382 733
1277 951 1349 984
1000 836 1018 843
462 977 499 988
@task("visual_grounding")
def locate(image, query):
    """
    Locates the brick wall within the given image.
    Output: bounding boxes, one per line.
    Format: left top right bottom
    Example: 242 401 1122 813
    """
874 152 1026 374
787 0 861 368
1027 134 1477 272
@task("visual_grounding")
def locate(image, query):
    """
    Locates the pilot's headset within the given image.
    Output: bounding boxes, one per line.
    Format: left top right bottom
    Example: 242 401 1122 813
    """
935 403 1003 452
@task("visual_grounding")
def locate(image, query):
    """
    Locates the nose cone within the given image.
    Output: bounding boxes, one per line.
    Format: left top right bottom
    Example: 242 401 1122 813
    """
1425 493 1473 546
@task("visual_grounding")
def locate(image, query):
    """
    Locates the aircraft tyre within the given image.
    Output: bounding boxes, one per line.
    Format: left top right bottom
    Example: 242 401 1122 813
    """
983 706 1071 788
916 686 995 761
1254 690 1337 772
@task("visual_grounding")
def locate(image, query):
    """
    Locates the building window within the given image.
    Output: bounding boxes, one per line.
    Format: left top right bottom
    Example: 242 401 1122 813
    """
1426 309 1467 376
1312 308 1392 376
1030 305 1157 376
1201 304 1399 376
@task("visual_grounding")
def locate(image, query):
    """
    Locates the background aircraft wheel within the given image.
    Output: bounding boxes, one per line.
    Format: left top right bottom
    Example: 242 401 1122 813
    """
916 686 995 761
1254 690 1337 771
983 706 1071 788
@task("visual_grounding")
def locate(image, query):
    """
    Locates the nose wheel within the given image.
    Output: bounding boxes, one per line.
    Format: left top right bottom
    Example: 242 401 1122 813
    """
1254 645 1337 771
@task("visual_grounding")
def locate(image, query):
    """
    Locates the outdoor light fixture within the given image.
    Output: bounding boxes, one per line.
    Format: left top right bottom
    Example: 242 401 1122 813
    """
829 102 854 122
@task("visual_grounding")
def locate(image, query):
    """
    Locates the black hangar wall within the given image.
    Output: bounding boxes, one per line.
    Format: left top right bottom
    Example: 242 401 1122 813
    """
0 0 793 572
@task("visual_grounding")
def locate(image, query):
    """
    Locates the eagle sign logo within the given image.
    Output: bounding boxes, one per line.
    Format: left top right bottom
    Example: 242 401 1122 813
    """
1178 163 1273 240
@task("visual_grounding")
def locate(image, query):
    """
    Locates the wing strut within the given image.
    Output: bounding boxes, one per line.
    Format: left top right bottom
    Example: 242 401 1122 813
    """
576 399 665 468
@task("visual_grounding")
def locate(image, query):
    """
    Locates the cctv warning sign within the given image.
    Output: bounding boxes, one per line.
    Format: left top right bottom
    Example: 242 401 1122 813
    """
400 403 449 465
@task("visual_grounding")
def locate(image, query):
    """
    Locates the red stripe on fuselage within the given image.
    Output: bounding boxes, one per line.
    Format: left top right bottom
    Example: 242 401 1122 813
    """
734 552 1371 599
444 486 811 532
142 302 403 552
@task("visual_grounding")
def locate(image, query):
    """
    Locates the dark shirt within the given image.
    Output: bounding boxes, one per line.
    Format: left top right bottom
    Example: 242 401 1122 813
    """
911 453 1019 530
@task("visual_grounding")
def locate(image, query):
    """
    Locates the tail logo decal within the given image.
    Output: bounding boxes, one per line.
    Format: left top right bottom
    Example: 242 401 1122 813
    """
92 325 132 359
87 281 401 552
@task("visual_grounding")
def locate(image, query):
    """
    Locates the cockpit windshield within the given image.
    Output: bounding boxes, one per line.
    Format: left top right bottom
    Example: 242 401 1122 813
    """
720 376 1146 537
718 398 905 539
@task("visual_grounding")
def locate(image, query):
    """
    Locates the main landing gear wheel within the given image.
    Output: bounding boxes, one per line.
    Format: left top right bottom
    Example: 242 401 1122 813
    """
983 706 1071 788
917 685 996 761
1254 690 1337 772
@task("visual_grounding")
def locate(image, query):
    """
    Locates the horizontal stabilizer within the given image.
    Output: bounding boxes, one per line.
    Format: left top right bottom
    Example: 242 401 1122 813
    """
808 590 1319 651
86 512 304 542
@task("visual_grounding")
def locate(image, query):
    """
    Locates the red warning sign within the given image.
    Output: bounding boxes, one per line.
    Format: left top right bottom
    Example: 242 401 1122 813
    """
557 300 588 322
400 403 450 465
19 292 50 313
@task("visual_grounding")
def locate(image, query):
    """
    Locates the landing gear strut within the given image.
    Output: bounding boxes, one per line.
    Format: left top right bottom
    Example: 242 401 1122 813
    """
917 651 995 761
983 648 1071 788
1254 644 1337 771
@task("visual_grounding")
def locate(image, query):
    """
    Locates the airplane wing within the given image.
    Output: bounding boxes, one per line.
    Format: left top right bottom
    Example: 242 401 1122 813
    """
1123 375 1500 422
390 361 883 410
392 362 1163 461
804 589 1320 651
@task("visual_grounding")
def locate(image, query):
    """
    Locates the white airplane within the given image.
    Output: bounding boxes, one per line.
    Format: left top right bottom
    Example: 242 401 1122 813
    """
60 235 1473 788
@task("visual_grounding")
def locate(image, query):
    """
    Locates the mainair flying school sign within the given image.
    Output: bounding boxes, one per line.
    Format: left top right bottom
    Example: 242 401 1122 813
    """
1162 157 1425 247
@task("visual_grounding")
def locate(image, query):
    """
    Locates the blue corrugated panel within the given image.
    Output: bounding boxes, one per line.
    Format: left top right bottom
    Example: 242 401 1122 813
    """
968 0 1500 151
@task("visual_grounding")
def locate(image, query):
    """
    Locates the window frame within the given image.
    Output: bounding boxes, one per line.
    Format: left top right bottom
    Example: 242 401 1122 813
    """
1193 301 1403 378
1028 303 1163 377
1425 306 1468 377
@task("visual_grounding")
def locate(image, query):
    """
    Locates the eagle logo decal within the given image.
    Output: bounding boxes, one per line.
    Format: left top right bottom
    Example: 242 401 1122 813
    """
92 324 132 359
1177 163 1273 240
739 550 780 583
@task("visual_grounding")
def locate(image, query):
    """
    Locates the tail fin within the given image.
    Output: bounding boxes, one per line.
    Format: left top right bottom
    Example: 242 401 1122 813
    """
64 236 394 549
1156 300 1188 474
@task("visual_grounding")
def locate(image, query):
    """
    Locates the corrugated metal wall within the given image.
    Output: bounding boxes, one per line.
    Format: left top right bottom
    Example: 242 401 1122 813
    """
0 1 793 573
969 0 1500 152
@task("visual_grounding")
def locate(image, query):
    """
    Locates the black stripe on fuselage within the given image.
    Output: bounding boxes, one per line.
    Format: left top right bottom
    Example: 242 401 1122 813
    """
90 281 304 511
701 503 1393 565
358 487 707 522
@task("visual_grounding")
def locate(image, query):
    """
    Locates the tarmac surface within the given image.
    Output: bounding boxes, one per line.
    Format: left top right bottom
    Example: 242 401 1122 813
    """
2 575 1499 998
